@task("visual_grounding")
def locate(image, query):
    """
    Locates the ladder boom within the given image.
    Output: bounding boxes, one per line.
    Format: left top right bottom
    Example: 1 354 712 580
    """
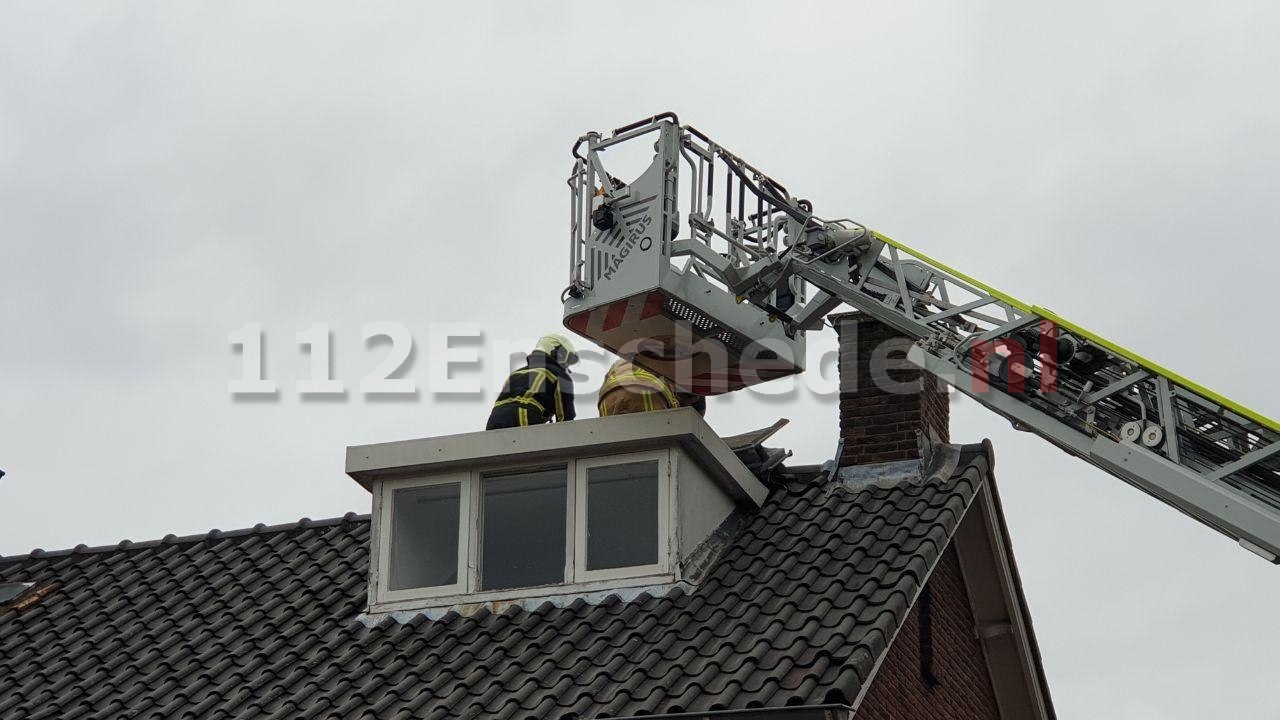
563 115 1280 562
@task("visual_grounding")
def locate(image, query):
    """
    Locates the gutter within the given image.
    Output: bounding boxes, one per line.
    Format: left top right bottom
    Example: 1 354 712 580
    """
609 704 854 720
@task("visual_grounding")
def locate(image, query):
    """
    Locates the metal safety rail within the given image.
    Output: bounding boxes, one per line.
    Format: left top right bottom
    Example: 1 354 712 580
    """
565 115 1280 561
568 113 804 316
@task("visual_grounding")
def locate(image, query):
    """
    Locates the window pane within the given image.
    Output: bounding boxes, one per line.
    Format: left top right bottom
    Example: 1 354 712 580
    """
482 468 567 590
586 460 660 570
389 483 460 591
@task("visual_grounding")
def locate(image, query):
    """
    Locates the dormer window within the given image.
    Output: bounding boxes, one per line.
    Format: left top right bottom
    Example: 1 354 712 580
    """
481 466 568 591
388 481 463 592
579 455 666 576
377 450 671 603
347 408 767 614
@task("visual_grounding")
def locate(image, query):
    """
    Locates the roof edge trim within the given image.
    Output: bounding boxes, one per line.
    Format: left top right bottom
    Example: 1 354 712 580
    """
345 407 767 506
847 457 989 711
951 439 1056 719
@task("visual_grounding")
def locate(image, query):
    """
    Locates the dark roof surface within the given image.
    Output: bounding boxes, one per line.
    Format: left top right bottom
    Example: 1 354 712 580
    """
0 449 991 720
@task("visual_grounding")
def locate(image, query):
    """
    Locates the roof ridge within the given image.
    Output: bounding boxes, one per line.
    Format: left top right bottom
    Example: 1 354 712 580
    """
0 512 371 563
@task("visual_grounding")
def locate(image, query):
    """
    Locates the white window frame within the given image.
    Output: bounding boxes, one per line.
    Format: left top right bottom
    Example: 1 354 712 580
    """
376 472 470 603
574 449 673 583
476 464 574 593
372 450 677 611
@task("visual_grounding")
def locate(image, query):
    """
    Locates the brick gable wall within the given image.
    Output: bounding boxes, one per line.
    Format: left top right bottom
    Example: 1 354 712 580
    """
855 544 1000 719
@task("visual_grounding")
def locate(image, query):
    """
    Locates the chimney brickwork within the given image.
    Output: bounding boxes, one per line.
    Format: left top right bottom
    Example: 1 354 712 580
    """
836 313 950 466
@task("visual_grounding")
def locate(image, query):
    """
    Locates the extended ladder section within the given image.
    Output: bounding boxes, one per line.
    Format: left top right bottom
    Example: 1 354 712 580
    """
563 114 1280 562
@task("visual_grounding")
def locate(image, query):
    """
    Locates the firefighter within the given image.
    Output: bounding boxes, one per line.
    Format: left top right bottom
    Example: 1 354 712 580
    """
597 358 706 417
486 334 579 430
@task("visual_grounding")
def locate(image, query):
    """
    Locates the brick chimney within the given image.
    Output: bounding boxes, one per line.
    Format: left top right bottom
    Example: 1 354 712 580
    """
835 313 950 466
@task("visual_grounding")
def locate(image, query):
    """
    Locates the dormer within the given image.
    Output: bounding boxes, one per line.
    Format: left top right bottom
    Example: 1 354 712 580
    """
345 407 767 615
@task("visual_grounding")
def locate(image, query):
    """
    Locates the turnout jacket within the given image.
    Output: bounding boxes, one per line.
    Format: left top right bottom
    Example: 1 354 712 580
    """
598 359 707 416
487 350 576 428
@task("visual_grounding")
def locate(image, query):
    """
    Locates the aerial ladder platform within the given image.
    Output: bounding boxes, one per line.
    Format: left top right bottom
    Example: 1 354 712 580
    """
562 113 1280 563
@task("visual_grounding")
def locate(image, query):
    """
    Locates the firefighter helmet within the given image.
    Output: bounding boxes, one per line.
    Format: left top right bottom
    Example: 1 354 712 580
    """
535 333 580 367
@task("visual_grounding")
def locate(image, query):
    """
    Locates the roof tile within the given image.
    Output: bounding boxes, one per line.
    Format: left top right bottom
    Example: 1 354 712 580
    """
0 449 992 718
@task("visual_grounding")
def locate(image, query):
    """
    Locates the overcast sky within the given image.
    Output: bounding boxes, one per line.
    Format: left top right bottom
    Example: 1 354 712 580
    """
3 3 1279 718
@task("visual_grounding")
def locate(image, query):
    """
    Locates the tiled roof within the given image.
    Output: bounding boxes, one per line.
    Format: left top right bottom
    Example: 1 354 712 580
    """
0 447 992 719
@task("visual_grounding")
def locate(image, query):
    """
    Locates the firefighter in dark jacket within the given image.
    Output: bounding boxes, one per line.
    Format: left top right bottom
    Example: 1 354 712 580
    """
486 334 579 430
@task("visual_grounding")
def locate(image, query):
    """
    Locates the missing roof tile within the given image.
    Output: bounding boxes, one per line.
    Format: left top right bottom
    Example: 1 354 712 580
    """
0 582 33 604
0 581 56 611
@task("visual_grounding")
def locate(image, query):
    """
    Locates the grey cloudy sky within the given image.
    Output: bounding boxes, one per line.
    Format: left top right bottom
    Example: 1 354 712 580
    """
2 2 1279 717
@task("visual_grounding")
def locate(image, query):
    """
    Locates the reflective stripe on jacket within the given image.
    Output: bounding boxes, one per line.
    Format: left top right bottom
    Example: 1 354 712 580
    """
598 359 679 409
489 351 575 424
